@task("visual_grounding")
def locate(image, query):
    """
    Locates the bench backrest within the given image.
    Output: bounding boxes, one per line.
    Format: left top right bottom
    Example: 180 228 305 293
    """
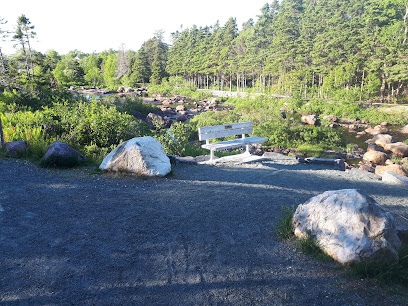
198 122 253 141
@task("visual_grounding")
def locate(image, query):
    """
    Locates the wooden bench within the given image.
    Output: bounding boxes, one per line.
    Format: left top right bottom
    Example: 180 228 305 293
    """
198 121 267 163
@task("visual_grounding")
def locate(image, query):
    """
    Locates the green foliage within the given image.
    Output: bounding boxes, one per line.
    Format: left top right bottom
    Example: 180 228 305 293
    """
1 98 149 163
347 245 408 286
148 76 214 100
43 99 145 148
0 88 83 111
275 206 295 240
153 120 204 157
255 120 344 150
54 56 85 87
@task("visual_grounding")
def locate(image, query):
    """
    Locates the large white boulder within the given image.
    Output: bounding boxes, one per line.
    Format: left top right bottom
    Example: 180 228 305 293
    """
99 136 171 176
293 189 401 265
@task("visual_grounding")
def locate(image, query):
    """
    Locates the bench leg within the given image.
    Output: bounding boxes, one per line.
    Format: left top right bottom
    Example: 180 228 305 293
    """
210 149 215 163
245 144 250 155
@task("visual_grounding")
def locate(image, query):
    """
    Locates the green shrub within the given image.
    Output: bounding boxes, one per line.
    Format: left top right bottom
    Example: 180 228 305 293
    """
153 120 205 157
1 98 150 163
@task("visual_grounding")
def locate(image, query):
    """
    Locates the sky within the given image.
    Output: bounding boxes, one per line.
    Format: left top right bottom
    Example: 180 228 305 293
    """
1 0 269 55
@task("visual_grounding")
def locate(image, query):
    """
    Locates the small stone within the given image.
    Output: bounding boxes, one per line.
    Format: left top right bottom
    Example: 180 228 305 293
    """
370 134 396 148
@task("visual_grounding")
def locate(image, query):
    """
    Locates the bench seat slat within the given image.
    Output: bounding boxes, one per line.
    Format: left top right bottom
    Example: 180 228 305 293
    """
201 136 267 151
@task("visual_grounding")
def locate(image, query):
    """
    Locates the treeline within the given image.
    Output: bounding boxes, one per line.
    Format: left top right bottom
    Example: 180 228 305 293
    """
167 0 408 102
1 0 408 103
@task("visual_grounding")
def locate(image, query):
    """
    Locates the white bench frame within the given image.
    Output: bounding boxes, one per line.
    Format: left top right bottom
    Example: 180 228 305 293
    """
198 121 267 163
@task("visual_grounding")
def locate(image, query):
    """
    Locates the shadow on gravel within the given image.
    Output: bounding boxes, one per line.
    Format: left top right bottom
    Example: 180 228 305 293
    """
0 160 407 304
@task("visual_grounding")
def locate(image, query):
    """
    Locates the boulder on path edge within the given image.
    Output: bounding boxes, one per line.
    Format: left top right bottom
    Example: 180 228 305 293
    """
4 140 28 158
40 141 86 167
99 136 171 176
293 189 401 265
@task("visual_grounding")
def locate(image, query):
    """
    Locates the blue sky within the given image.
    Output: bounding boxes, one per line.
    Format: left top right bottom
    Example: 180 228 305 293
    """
1 0 270 55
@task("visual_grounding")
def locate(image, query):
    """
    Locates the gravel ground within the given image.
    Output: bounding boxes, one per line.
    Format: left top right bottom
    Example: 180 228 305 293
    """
1 154 408 305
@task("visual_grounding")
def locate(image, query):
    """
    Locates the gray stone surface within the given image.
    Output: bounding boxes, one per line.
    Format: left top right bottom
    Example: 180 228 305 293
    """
293 189 401 264
41 141 85 167
382 171 408 186
100 136 171 176
5 140 28 158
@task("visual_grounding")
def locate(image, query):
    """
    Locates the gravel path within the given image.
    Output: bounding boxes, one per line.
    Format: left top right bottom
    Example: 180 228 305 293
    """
1 155 408 305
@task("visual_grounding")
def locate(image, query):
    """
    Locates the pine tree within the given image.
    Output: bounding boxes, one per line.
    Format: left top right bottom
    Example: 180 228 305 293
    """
130 45 151 84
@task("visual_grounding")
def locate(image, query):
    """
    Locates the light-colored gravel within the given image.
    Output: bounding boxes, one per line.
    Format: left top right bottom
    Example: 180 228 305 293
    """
1 156 407 305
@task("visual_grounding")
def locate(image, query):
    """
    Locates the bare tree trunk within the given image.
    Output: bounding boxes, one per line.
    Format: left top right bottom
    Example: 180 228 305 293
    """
26 36 34 78
0 115 4 147
0 47 6 74
360 70 365 101
403 3 408 44
380 73 386 103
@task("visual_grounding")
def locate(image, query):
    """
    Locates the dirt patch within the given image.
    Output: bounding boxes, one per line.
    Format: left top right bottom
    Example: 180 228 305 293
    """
1 157 407 304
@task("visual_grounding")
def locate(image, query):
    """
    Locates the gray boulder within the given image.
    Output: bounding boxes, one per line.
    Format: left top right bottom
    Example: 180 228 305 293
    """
99 136 171 176
41 141 86 167
362 150 389 165
301 115 318 126
401 125 408 134
293 189 401 265
382 171 408 186
5 140 28 158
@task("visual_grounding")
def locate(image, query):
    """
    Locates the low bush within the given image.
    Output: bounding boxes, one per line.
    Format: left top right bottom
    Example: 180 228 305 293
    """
1 99 150 163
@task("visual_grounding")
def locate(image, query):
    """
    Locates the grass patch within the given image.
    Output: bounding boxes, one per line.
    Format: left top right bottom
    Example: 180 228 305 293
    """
347 245 408 286
297 233 332 261
275 206 296 240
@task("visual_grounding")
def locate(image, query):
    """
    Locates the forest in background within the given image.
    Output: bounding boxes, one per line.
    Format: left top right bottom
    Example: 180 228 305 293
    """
1 0 408 103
